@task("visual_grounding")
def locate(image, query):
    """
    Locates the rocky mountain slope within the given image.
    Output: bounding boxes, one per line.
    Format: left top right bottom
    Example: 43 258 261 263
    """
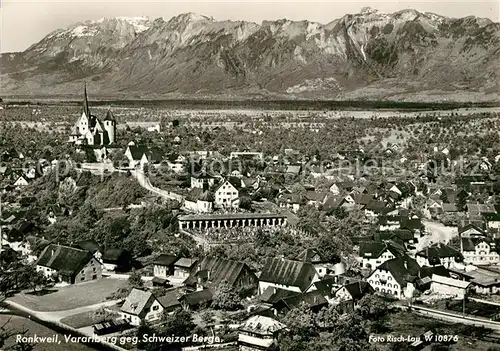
1 8 499 101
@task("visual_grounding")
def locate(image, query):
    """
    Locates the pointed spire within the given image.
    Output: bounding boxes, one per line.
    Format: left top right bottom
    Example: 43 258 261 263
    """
104 108 116 122
83 81 90 118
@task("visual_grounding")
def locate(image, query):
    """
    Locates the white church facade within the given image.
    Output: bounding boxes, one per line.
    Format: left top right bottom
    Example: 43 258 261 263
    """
69 83 116 146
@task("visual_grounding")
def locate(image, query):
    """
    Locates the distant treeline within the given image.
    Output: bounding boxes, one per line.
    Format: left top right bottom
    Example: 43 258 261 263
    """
3 98 500 111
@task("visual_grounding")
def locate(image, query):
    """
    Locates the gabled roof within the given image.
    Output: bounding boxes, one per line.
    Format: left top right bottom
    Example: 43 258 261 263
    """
416 243 463 262
310 276 338 297
461 237 495 252
74 240 101 254
121 288 156 317
239 316 287 335
102 248 128 262
186 257 251 287
442 203 458 212
418 265 450 279
297 248 328 264
174 257 197 268
359 241 405 259
153 254 178 266
259 286 300 304
179 289 213 306
340 281 374 300
157 289 182 310
37 244 93 276
365 199 389 213
305 191 328 203
373 256 420 287
127 145 150 161
259 257 316 292
431 274 470 289
400 217 424 231
277 290 328 310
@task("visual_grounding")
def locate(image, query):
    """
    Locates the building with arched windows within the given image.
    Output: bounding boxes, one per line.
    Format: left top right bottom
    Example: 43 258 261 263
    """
367 256 420 299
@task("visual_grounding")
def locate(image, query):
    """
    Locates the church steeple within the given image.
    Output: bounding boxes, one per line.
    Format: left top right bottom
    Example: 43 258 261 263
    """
83 82 90 118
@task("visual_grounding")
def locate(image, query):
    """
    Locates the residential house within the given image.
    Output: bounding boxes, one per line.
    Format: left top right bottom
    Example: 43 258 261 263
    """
120 289 163 326
364 200 390 218
297 248 332 278
461 237 500 265
184 189 214 213
174 258 198 279
278 193 303 213
273 290 328 314
367 256 420 299
305 191 329 208
13 175 29 188
329 181 354 195
36 244 102 284
332 280 375 313
484 213 500 233
238 315 287 351
467 203 497 217
153 254 179 278
179 289 214 310
416 243 463 269
258 257 318 295
285 164 301 176
359 241 405 271
458 221 487 238
125 144 160 169
156 289 182 314
214 179 240 209
190 170 218 189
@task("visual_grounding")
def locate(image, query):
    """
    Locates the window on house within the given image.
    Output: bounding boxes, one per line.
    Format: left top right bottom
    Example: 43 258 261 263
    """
81 277 85 281
152 305 159 311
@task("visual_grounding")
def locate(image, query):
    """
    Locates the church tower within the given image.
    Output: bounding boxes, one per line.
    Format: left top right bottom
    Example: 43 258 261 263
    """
103 109 116 145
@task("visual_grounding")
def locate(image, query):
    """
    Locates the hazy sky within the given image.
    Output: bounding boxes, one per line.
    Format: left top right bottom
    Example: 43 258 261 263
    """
1 0 499 53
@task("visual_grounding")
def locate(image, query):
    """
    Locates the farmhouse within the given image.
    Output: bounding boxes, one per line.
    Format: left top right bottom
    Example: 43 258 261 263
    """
120 288 163 326
461 237 500 265
416 243 463 268
258 257 318 295
36 244 102 284
359 241 405 271
367 256 420 299
184 256 257 292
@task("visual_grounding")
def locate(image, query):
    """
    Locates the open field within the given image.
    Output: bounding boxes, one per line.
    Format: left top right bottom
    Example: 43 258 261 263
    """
0 315 93 351
442 300 500 320
9 278 127 312
60 309 120 329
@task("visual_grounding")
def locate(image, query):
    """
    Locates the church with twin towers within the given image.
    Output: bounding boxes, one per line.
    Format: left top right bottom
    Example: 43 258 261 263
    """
69 83 116 146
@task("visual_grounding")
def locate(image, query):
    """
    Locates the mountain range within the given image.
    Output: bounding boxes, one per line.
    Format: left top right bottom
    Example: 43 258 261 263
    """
1 8 499 101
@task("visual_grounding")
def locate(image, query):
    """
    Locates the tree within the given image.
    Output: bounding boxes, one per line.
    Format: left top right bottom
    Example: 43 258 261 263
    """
315 305 339 330
282 304 318 340
160 309 195 338
357 295 389 321
211 281 242 311
128 271 143 288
